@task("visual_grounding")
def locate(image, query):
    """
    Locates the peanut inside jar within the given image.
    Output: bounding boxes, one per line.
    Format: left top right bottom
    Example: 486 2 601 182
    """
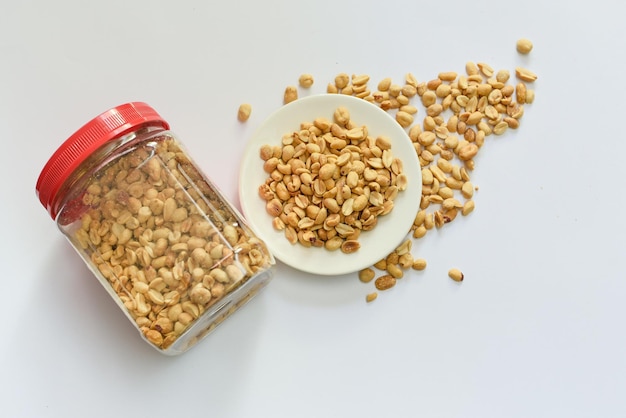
69 135 273 350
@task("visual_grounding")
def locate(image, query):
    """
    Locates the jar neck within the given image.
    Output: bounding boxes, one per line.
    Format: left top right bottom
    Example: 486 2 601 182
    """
53 124 168 224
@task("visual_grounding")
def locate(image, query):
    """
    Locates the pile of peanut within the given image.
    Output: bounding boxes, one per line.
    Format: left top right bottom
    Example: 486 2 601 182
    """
242 39 537 302
258 107 407 254
73 136 273 350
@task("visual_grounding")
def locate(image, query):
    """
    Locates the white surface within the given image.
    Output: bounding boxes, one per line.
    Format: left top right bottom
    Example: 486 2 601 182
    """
1 1 625 417
239 94 422 275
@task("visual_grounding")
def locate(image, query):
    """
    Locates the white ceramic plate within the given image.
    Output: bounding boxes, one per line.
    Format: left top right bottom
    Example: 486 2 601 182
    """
238 94 422 276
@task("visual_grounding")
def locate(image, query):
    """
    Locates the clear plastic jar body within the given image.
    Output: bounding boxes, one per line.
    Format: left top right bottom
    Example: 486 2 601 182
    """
49 125 274 355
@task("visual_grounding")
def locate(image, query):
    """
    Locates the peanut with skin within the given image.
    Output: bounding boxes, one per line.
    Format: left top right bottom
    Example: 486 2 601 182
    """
375 275 396 291
298 74 314 88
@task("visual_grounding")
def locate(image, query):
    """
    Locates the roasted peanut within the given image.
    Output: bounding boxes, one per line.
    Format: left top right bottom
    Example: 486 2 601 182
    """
462 200 475 216
237 103 252 122
375 275 396 291
359 268 376 283
516 38 533 54
271 58 537 302
448 268 464 282
284 86 298 104
299 73 314 88
386 263 403 279
515 67 537 82
412 259 427 271
335 73 350 89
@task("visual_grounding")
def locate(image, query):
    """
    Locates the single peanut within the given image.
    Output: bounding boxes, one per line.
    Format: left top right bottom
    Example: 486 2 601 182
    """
335 73 350 89
515 67 537 82
448 268 464 282
279 61 537 303
284 86 298 104
375 275 396 291
396 111 414 128
412 259 427 271
366 292 378 303
259 107 405 254
516 38 533 54
237 103 252 122
462 200 475 216
359 268 376 283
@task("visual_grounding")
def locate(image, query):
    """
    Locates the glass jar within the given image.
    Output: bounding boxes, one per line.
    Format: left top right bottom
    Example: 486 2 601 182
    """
36 102 275 355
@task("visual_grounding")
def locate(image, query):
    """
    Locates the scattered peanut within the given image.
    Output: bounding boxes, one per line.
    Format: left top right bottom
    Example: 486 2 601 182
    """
335 73 350 90
284 86 298 104
366 292 378 303
375 274 396 291
237 103 252 122
448 268 464 282
396 111 414 128
516 38 533 54
412 258 427 271
515 67 538 82
386 263 404 279
461 200 475 216
299 74 314 88
359 268 376 283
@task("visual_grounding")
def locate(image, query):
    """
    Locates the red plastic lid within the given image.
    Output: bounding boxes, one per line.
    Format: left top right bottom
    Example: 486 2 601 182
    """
36 102 170 219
